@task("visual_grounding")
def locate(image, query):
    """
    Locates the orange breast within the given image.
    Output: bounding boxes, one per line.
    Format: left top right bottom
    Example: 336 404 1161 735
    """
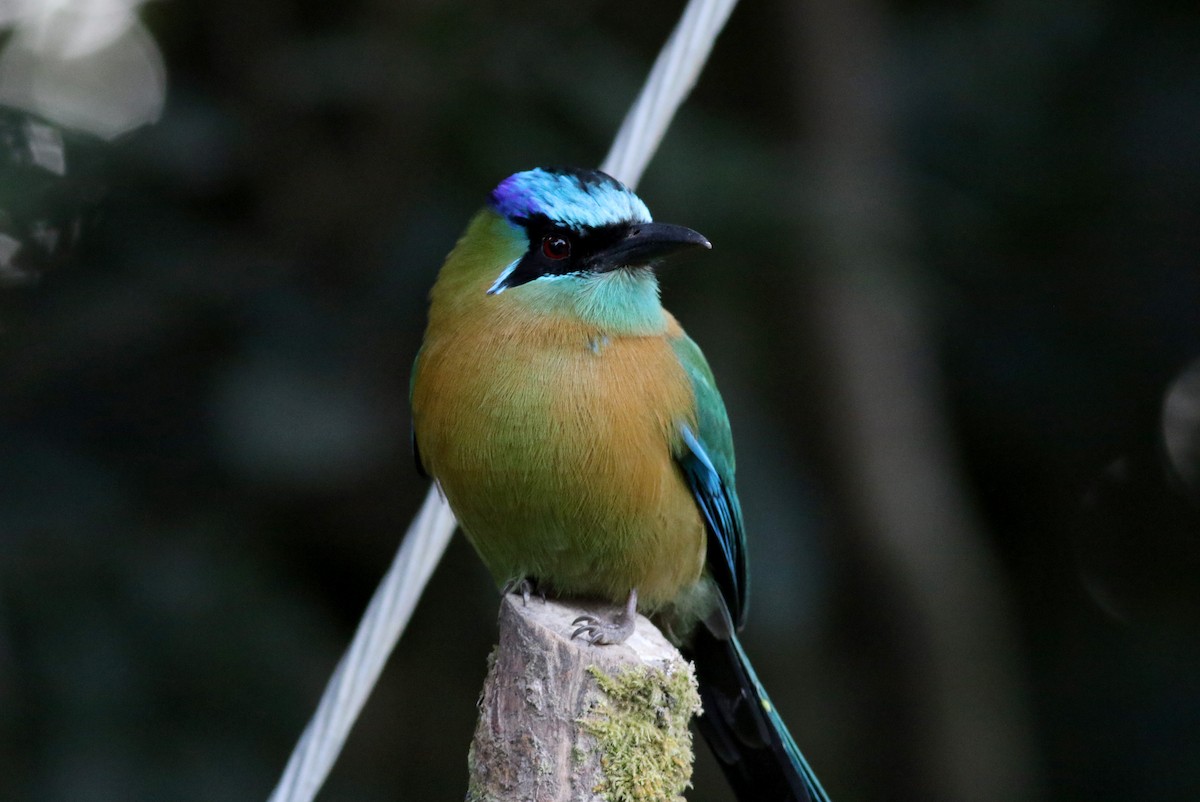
411 304 706 609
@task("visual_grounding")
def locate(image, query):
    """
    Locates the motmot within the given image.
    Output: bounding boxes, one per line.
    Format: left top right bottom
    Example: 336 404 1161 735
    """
410 166 831 802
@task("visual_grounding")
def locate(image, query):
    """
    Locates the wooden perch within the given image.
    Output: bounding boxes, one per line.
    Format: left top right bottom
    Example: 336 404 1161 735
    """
467 594 701 802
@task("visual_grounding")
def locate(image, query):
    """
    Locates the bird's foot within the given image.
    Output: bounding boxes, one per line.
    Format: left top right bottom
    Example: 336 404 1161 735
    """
572 589 638 645
501 577 544 606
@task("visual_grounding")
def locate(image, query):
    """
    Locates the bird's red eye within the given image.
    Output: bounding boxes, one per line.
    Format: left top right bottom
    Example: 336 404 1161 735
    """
541 235 571 260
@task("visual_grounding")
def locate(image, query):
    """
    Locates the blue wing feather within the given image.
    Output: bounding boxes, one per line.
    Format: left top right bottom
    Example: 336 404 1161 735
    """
672 349 826 798
670 333 747 627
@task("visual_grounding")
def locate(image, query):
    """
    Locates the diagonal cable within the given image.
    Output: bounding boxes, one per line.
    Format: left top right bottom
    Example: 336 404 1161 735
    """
602 0 738 187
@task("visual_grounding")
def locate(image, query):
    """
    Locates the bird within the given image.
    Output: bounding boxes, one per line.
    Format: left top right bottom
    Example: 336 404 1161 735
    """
410 166 831 802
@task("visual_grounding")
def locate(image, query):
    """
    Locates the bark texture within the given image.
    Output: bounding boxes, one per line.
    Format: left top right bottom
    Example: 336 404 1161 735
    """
467 594 700 802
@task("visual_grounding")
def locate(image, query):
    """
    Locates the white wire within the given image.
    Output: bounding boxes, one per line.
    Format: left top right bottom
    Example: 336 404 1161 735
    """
267 1 739 799
267 486 455 802
602 0 739 188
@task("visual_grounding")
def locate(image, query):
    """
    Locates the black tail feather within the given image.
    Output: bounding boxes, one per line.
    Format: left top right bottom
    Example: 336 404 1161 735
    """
685 627 831 802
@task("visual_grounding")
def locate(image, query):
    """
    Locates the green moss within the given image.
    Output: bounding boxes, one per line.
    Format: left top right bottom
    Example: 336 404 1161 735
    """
579 663 701 802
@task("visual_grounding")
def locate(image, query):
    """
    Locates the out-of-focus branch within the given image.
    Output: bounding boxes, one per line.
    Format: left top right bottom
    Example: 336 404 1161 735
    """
788 1 1040 800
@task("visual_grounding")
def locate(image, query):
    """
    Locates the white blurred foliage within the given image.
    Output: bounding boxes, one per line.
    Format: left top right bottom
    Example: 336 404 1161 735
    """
1164 358 1200 498
0 0 164 139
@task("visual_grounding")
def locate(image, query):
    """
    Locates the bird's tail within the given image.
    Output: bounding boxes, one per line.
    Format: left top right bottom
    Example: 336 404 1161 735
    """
685 626 831 802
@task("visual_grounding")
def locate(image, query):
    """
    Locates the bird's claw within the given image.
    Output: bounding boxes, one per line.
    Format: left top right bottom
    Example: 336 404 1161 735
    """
571 614 635 645
501 577 545 606
569 588 638 646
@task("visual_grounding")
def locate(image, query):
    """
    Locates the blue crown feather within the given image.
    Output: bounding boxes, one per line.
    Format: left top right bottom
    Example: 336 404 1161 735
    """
489 167 653 232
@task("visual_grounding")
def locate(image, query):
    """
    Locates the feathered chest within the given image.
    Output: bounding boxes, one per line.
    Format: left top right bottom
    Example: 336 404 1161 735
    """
412 311 695 488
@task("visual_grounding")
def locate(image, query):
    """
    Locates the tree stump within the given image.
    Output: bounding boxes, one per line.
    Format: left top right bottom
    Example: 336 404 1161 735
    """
467 594 701 802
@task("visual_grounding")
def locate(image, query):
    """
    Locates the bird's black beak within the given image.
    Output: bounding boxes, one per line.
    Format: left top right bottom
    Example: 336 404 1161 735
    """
590 222 711 272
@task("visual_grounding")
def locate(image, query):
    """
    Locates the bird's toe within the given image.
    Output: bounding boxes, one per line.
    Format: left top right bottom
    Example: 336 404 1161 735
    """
570 613 634 645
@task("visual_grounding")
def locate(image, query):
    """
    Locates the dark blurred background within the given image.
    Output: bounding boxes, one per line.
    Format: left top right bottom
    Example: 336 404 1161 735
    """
1 1 1198 800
